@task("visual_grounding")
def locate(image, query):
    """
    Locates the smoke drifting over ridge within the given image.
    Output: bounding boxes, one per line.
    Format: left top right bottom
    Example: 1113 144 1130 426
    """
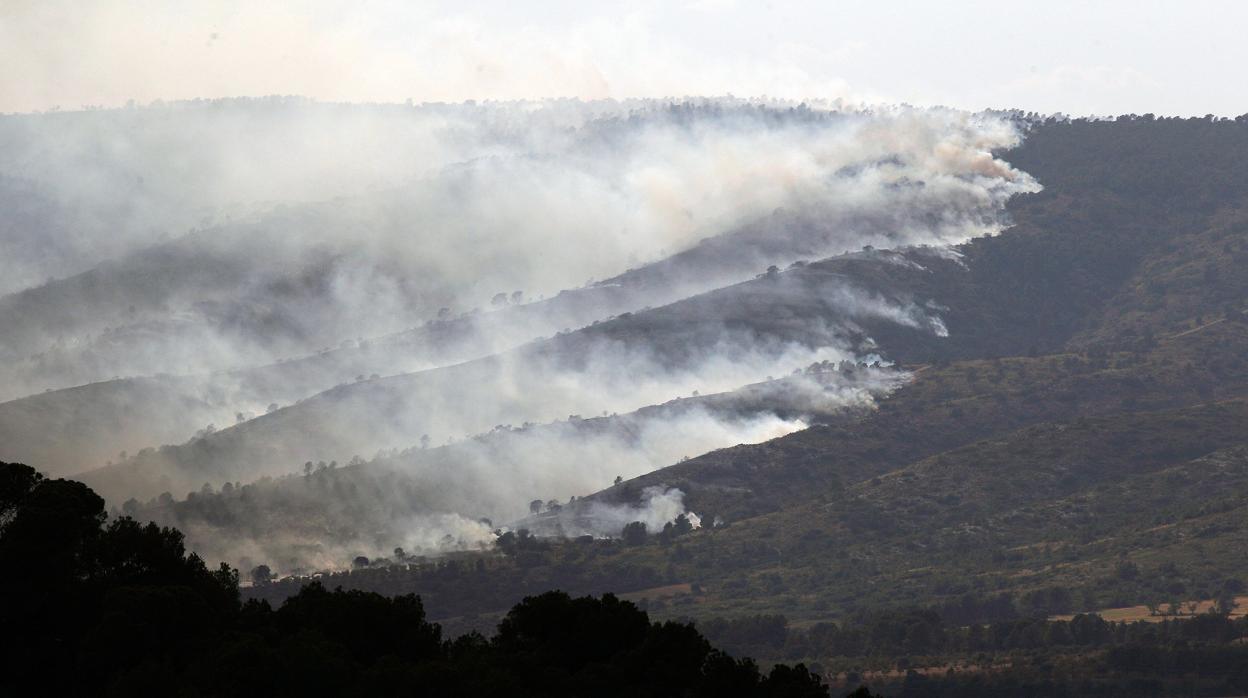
1 98 1039 571
0 101 1031 397
79 247 975 505
134 363 908 574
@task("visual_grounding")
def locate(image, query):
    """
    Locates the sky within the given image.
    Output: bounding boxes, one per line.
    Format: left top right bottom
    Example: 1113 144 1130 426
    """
2 0 1246 116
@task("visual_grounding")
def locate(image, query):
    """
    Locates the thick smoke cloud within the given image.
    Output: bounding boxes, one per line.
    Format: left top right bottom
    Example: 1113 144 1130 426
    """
0 100 1031 409
2 99 1038 573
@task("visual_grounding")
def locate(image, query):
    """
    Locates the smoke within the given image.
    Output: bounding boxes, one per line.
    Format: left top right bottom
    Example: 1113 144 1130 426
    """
374 398 817 523
0 101 1033 483
582 487 699 537
0 101 1033 393
0 99 1039 573
130 363 904 574
0 99 1036 485
77 261 945 506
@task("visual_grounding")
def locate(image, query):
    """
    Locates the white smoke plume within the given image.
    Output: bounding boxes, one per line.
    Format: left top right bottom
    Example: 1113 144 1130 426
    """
125 362 907 574
582 487 698 537
0 99 1038 573
0 100 1033 397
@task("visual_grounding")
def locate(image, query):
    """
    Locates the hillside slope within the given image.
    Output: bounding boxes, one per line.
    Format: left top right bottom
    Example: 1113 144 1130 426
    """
235 116 1248 638
78 249 958 501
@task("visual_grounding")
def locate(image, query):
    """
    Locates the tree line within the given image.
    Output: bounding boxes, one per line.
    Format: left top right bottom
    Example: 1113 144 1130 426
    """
0 461 846 697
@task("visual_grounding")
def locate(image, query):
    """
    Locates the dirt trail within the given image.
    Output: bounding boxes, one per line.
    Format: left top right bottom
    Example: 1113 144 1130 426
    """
1169 316 1227 340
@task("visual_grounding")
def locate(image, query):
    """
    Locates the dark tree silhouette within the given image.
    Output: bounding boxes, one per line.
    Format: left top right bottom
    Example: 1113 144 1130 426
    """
622 520 648 546
251 564 272 585
0 461 832 697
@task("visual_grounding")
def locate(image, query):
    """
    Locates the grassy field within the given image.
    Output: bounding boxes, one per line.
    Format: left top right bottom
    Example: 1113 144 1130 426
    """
1052 596 1248 623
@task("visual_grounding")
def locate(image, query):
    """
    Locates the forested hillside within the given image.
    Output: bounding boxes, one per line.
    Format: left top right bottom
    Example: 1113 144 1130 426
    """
232 115 1248 693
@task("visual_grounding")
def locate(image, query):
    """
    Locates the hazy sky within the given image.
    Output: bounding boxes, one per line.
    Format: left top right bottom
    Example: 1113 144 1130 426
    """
2 0 1245 116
